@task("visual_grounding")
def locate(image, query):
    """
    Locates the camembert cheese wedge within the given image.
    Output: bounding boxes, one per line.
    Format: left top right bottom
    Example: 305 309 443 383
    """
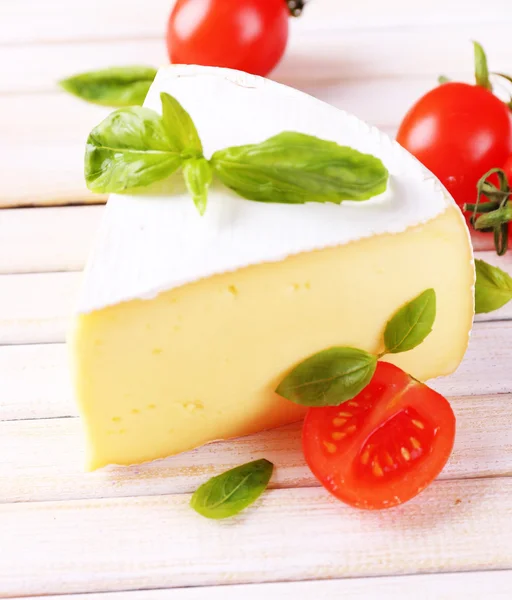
71 66 474 470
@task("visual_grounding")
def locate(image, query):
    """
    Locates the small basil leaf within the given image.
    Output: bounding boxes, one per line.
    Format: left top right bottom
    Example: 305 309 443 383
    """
59 66 157 107
473 41 492 91
190 459 274 520
276 347 377 407
161 92 203 156
183 158 212 215
438 75 451 84
384 289 436 354
85 106 183 193
474 259 512 314
211 132 388 205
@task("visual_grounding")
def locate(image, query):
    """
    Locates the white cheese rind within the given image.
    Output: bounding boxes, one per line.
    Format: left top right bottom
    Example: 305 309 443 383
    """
78 66 457 313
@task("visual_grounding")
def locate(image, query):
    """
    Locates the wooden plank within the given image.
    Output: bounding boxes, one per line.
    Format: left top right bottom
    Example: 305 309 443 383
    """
1 27 511 95
0 141 106 208
0 271 82 345
1 251 511 346
1 320 510 423
2 76 509 208
0 200 505 274
17 570 512 600
0 392 511 504
0 207 103 273
1 478 512 596
0 343 74 420
1 0 508 45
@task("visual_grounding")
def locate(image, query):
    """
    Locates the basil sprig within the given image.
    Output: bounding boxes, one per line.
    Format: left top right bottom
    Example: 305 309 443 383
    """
474 259 512 314
190 459 274 520
276 289 436 407
84 92 389 214
60 66 157 107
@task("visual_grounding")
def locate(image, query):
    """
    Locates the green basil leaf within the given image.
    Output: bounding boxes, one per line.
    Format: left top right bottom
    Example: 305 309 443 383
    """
59 66 157 107
190 459 273 520
211 132 388 204
85 106 183 193
438 75 451 84
473 41 492 91
161 92 203 156
183 158 212 215
276 347 377 407
474 259 512 314
384 289 436 354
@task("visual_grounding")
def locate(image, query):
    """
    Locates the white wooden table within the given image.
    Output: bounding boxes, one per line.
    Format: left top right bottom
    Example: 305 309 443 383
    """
1 1 512 597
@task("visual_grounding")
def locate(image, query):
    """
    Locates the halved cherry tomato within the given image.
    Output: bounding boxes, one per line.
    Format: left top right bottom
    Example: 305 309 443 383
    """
302 362 455 510
167 0 290 77
397 83 512 215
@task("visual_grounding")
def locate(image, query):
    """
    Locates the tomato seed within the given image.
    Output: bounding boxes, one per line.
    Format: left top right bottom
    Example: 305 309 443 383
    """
401 447 411 461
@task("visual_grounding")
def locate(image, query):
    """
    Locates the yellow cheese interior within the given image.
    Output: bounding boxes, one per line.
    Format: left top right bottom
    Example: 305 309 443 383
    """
71 206 474 470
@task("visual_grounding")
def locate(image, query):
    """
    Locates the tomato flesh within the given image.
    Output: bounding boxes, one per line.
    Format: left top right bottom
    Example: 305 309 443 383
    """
167 0 289 77
302 362 456 510
397 83 512 248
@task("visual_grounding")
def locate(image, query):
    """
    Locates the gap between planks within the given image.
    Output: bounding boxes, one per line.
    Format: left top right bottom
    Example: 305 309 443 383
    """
8 570 512 600
0 392 511 504
0 252 510 346
1 478 512 596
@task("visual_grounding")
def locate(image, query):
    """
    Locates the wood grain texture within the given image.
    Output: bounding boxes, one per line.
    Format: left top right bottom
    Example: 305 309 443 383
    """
1 320 511 423
15 570 512 600
0 207 103 273
1 29 510 96
1 392 511 504
1 478 512 596
0 252 510 345
0 271 82 344
1 0 509 45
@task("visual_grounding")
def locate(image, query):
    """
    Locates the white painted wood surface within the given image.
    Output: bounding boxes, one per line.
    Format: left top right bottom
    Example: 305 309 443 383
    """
1 0 512 597
2 478 512 597
18 570 512 600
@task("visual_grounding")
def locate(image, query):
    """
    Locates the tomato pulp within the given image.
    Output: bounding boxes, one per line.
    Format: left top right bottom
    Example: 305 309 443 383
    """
302 362 456 510
167 0 289 77
397 82 512 212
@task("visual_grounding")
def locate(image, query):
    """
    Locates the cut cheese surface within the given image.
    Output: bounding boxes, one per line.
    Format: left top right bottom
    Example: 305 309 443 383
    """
70 66 475 470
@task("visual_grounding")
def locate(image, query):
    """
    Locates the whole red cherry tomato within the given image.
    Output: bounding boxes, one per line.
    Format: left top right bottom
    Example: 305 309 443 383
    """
167 0 290 77
397 82 512 213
